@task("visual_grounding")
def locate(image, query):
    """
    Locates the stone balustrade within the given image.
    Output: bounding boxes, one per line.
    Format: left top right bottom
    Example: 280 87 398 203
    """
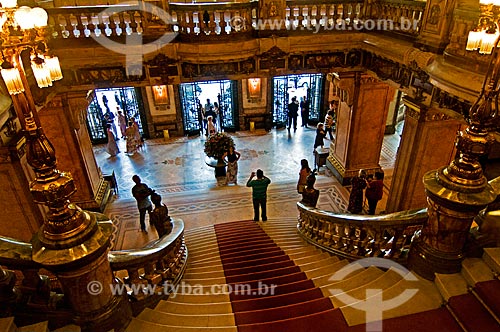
109 218 187 304
0 215 187 321
46 0 426 41
283 0 364 33
368 0 425 36
49 5 150 40
297 202 427 262
169 2 257 37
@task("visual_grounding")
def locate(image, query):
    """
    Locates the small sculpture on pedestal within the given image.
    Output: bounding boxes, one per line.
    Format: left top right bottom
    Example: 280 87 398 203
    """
301 169 320 208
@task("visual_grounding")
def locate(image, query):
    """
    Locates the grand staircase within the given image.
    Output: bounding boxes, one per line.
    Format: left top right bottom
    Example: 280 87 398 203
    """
123 218 500 332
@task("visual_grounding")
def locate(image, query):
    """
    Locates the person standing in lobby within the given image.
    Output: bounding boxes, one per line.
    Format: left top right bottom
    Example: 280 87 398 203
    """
131 175 154 232
365 171 384 215
300 96 309 128
347 169 367 214
224 146 241 185
287 96 299 132
246 169 271 222
297 159 311 194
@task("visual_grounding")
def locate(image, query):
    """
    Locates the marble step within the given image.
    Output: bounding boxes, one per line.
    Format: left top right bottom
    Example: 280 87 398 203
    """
185 234 216 243
330 267 404 307
434 273 469 301
125 318 238 332
461 258 495 287
156 301 233 315
292 251 330 265
185 263 224 274
317 265 382 293
188 256 223 267
51 324 81 332
306 261 354 279
138 308 235 327
17 321 49 332
0 317 16 332
188 248 224 259
185 237 218 246
287 248 323 260
167 292 231 304
298 256 340 272
183 269 226 280
187 256 222 268
181 276 227 286
483 248 500 275
340 272 443 326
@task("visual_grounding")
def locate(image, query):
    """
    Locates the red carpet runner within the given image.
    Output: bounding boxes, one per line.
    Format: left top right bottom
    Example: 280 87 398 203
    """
213 221 466 332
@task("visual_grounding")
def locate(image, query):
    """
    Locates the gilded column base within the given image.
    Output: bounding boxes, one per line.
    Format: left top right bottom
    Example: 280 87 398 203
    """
33 215 132 331
407 235 464 281
74 294 132 332
326 156 380 186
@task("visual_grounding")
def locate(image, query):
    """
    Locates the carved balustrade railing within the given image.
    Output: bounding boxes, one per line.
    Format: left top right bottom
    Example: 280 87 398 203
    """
364 0 425 36
283 0 364 34
0 214 187 320
297 202 427 262
48 5 152 40
46 0 426 42
109 218 187 307
169 2 258 37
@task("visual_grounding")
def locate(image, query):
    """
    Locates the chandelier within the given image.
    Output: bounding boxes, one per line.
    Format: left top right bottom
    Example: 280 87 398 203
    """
0 0 62 95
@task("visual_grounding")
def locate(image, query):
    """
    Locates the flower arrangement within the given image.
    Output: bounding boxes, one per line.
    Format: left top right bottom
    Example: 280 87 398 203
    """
204 132 235 160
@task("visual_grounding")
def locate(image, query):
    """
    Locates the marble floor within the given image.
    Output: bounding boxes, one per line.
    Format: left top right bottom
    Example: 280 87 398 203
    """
95 125 401 250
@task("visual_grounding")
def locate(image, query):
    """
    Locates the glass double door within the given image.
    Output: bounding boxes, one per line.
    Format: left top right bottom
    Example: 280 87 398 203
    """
86 87 147 144
179 80 238 136
272 74 324 128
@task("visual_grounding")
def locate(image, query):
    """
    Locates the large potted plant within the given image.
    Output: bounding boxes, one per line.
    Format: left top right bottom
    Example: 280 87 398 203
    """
204 133 235 180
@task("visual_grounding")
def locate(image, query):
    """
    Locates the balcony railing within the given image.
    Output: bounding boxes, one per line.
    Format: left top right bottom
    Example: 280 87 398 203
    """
0 213 187 320
46 0 424 41
297 202 428 262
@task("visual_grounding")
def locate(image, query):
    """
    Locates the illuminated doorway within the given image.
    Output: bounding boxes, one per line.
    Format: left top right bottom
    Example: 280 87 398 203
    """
272 74 323 128
179 80 238 136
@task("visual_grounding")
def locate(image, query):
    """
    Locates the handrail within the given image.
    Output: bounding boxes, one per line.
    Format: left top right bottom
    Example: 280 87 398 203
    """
108 218 188 302
297 202 428 262
0 216 188 316
109 218 184 268
46 0 424 41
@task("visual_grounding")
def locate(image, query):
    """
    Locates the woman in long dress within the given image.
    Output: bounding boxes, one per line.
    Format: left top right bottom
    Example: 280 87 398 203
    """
117 110 127 139
125 121 138 155
131 117 142 149
105 124 119 157
297 159 311 194
224 146 241 185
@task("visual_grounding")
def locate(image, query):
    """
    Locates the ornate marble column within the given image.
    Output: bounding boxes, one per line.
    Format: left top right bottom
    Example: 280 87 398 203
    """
386 97 466 213
326 72 395 185
39 92 110 212
408 54 499 279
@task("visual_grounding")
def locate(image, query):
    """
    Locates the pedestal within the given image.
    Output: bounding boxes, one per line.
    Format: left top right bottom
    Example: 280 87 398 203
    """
314 147 329 170
205 157 227 185
32 215 132 331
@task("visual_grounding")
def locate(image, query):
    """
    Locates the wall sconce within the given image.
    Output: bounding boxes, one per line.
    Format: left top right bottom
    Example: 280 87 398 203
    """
247 78 261 98
466 1 500 54
152 85 169 105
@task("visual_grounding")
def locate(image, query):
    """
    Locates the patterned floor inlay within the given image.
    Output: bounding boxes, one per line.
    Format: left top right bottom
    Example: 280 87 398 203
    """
97 127 399 250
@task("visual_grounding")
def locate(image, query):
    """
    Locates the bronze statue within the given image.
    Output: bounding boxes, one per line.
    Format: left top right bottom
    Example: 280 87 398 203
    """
301 170 319 207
